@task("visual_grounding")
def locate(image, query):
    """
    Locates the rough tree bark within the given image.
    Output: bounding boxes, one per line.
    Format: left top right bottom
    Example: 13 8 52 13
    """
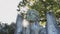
46 12 58 34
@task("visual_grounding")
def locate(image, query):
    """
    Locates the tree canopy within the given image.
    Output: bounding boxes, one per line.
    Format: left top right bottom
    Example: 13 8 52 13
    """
17 0 60 27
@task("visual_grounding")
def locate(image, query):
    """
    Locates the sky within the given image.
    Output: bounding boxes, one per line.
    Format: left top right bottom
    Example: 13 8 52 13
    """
0 0 22 24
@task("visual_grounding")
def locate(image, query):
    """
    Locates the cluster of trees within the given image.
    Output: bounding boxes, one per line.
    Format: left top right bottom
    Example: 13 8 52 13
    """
0 0 60 34
0 22 16 34
17 0 60 27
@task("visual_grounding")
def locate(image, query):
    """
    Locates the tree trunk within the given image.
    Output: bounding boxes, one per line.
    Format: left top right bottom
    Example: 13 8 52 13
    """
14 14 23 34
46 12 58 34
25 26 30 34
31 21 40 34
58 27 60 34
23 24 30 34
40 28 46 34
